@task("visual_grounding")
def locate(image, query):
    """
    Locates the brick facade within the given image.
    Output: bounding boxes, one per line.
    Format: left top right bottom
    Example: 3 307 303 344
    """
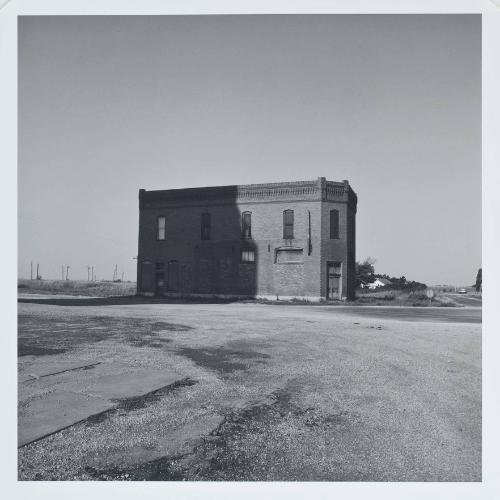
137 177 357 300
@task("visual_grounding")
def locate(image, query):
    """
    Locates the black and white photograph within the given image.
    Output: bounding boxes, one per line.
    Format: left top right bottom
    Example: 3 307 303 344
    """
2 0 500 498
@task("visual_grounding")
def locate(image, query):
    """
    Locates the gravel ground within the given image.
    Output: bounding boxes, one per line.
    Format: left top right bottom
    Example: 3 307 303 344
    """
18 301 481 481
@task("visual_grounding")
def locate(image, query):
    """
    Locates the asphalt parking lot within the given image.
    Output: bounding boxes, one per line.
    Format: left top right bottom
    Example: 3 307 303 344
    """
18 300 481 481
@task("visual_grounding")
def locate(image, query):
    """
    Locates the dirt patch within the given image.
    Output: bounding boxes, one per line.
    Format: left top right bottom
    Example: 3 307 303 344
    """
125 321 190 348
84 386 355 481
176 346 270 374
18 345 67 357
151 322 192 332
131 339 172 348
85 453 188 481
18 316 193 355
84 410 118 426
84 378 197 427
226 339 273 350
112 378 197 411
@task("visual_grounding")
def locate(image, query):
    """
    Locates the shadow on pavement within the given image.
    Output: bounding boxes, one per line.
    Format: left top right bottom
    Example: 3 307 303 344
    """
18 295 246 307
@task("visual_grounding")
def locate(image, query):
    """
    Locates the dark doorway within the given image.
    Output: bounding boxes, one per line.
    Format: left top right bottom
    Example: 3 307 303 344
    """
141 260 153 293
327 261 342 300
168 260 180 292
155 262 165 296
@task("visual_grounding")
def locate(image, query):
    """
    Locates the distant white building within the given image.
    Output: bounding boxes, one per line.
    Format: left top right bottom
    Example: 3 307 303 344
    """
367 278 392 290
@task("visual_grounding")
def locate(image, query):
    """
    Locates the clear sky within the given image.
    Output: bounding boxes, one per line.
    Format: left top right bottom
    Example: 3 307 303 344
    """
18 14 481 285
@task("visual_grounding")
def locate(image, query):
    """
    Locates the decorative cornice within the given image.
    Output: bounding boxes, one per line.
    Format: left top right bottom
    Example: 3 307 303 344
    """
140 178 357 209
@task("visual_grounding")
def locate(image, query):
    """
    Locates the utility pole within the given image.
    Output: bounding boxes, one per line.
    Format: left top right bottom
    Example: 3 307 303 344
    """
30 261 33 280
66 265 70 281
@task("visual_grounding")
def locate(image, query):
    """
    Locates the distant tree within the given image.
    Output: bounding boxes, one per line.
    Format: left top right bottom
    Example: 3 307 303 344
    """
356 257 376 286
386 275 407 286
475 268 482 292
356 257 375 277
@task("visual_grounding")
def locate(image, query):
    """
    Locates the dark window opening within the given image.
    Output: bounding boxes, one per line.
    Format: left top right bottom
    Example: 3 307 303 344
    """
201 213 211 240
241 249 255 263
157 216 166 240
283 210 294 239
242 212 252 239
330 209 339 239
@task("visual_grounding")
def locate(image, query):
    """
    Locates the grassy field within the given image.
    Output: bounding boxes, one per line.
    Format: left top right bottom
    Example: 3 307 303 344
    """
18 300 481 481
353 288 460 306
18 279 136 297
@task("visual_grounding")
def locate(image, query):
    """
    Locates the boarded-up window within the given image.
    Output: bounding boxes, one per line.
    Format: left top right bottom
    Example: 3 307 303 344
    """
241 249 255 263
242 212 252 239
157 216 166 240
276 248 303 264
330 209 339 239
201 213 211 240
283 210 294 239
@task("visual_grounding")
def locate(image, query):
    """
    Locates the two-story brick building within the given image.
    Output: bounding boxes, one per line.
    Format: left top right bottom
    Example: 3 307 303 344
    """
137 177 357 301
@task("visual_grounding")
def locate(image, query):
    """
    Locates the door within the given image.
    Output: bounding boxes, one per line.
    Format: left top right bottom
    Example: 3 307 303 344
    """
168 260 179 292
327 262 342 300
155 262 165 296
140 260 153 293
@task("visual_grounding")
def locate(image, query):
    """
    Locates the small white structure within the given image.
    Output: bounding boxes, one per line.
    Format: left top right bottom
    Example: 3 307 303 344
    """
367 278 392 290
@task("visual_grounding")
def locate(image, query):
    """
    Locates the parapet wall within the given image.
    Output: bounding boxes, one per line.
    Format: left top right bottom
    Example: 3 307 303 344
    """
140 177 357 209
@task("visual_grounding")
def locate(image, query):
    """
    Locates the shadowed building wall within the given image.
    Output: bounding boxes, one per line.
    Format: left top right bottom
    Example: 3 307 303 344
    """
137 178 357 300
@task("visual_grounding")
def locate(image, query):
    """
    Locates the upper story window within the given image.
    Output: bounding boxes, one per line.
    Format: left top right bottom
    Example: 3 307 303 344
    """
157 216 166 240
283 209 294 239
330 209 339 239
201 213 211 240
242 212 252 239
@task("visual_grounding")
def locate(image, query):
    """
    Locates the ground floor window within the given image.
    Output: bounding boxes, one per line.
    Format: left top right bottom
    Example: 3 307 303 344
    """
241 249 255 263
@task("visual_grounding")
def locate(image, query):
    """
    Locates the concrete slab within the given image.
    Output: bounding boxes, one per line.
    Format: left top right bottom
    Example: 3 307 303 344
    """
19 368 190 447
83 369 183 400
19 360 101 383
18 390 113 447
